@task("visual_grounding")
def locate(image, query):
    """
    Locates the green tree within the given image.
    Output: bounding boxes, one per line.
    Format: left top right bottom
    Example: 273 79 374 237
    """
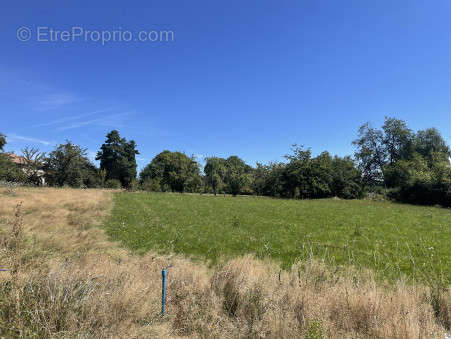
21 147 46 186
252 163 267 196
0 132 6 151
264 146 363 199
382 117 413 165
104 178 122 189
141 178 162 192
354 117 451 206
331 156 363 199
386 153 451 207
96 130 139 188
353 117 446 188
140 151 201 193
261 162 286 197
353 122 387 185
0 154 24 183
224 156 252 196
204 157 226 195
309 151 334 198
185 173 203 193
414 128 450 163
44 141 96 187
283 148 335 199
283 146 313 198
99 169 107 186
0 134 25 183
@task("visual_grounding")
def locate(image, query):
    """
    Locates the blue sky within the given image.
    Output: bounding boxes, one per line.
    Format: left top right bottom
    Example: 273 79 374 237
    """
1 1 451 169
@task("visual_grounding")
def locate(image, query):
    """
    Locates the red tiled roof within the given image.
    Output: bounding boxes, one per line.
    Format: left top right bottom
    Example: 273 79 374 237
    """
8 153 28 165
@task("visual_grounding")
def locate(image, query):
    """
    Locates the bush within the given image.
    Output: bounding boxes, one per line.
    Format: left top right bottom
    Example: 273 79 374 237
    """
340 181 363 199
84 174 103 188
127 179 139 191
104 179 122 189
0 154 25 183
388 181 451 207
141 178 161 192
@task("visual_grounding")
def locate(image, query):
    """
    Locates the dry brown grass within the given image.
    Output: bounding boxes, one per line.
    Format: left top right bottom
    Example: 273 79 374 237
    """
0 187 448 338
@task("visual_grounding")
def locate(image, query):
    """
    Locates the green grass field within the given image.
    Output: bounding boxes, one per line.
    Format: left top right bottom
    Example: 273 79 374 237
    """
105 192 451 284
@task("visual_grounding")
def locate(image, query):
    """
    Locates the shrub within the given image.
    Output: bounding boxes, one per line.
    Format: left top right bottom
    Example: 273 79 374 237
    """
141 178 161 192
127 179 139 191
104 179 122 189
0 154 25 183
84 174 103 188
388 181 451 207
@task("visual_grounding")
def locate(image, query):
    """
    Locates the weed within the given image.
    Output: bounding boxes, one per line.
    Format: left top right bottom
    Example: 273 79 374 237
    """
306 319 323 339
0 188 448 338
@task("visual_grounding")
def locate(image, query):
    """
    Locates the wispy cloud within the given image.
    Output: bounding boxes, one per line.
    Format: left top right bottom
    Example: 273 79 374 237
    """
6 133 52 146
57 112 131 131
34 109 113 127
34 108 130 131
58 118 105 131
32 92 81 111
0 69 80 111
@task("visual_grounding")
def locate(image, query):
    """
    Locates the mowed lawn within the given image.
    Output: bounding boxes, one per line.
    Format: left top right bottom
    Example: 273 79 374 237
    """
105 192 451 283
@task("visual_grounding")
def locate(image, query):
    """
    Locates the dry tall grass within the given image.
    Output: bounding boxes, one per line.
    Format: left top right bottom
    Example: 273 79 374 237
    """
0 187 448 338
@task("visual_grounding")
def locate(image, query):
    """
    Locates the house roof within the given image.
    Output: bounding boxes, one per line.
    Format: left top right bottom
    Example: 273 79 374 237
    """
8 153 29 165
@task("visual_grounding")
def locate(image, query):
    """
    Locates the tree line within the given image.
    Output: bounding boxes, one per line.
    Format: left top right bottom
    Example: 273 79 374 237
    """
1 117 450 206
